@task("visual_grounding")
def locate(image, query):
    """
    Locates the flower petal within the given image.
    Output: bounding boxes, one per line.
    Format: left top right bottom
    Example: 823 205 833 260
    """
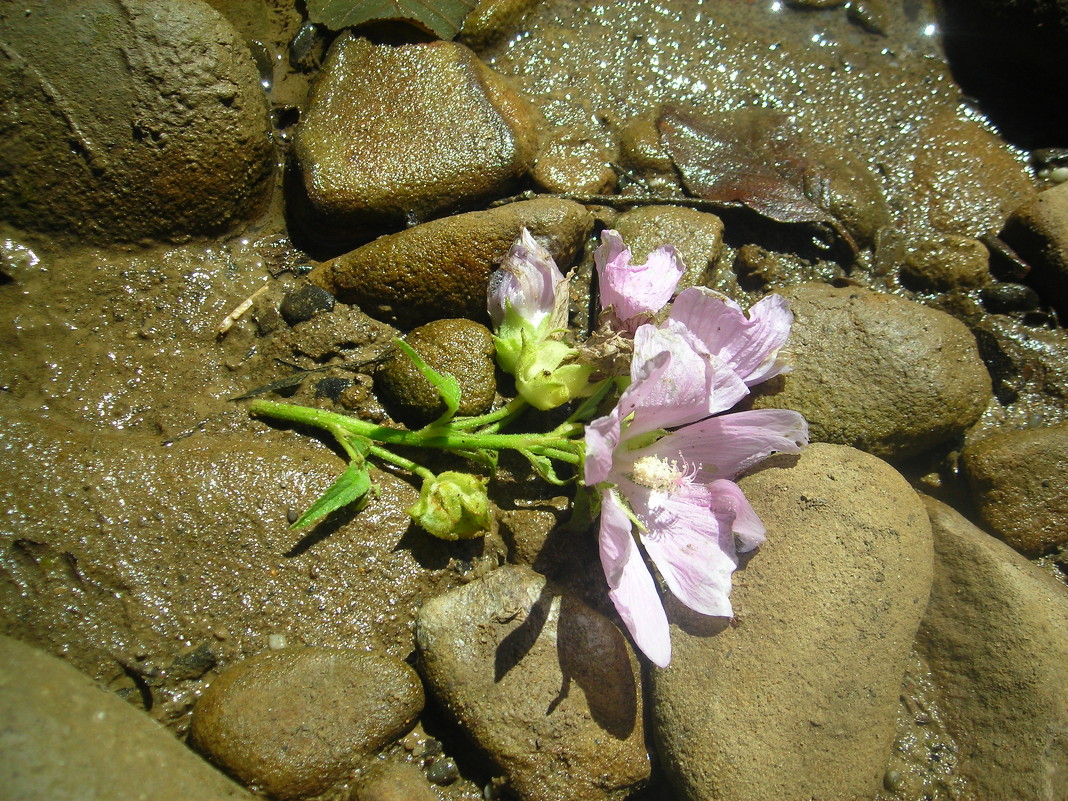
599 489 672 667
584 411 622 486
669 288 793 386
641 409 808 481
628 480 737 618
487 228 566 330
595 230 684 332
707 479 766 552
620 324 748 436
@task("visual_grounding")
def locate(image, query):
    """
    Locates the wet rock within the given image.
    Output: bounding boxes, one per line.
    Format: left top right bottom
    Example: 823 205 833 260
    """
0 0 272 244
353 760 439 801
1001 181 1068 317
459 0 545 52
0 634 253 800
751 282 992 460
961 423 1068 553
612 206 724 291
909 111 1034 238
375 318 497 425
279 284 335 325
532 132 618 194
979 282 1041 313
900 234 990 291
190 647 423 800
916 497 1068 800
653 443 933 801
969 313 1068 413
292 35 538 245
310 198 593 328
415 565 651 801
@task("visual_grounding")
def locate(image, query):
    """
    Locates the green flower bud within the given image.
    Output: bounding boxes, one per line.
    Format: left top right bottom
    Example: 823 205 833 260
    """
514 339 594 411
407 471 493 540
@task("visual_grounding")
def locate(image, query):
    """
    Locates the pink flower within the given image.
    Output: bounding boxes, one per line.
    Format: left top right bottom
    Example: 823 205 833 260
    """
584 322 807 667
595 229 685 333
487 228 568 336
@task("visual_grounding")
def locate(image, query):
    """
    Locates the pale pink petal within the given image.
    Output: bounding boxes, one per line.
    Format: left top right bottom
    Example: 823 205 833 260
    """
627 480 737 618
599 490 672 667
584 412 622 486
707 479 766 552
642 409 808 481
669 288 793 386
487 228 566 329
619 324 747 436
595 230 684 332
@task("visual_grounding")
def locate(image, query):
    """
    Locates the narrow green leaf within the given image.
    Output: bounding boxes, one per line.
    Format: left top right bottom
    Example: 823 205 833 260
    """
292 462 372 529
393 338 461 425
308 0 477 40
519 449 567 486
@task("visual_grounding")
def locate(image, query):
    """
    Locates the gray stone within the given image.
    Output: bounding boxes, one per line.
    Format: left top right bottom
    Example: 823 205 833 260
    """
415 565 651 801
292 35 538 245
916 497 1068 800
0 634 253 801
751 282 992 460
652 443 933 801
612 205 724 291
353 760 439 801
961 423 1068 553
0 0 272 243
375 318 497 425
189 647 423 800
310 198 593 328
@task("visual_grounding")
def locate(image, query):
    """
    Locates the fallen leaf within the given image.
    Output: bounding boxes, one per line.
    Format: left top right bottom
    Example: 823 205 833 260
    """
308 0 477 40
657 105 858 258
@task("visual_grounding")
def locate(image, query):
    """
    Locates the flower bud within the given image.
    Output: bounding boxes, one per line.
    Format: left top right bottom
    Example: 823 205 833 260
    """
407 471 493 540
514 339 593 410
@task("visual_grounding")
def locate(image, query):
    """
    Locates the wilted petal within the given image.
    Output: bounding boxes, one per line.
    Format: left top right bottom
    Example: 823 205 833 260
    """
599 489 672 667
595 230 685 332
628 480 737 618
669 288 793 386
487 228 566 331
640 409 808 481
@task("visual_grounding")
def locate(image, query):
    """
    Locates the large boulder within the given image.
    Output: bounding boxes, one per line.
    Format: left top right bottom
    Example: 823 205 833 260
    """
752 283 992 460
292 35 538 247
0 0 273 243
0 634 253 801
652 444 933 801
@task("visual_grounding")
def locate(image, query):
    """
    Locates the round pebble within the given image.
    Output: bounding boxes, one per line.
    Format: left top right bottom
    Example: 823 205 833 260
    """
280 284 335 326
190 648 423 800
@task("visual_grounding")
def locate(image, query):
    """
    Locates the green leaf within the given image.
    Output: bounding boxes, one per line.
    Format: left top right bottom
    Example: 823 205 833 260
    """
308 0 477 39
519 449 567 486
292 462 372 529
393 338 461 425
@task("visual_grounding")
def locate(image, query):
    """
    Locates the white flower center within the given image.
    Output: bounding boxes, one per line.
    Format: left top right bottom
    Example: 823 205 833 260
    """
630 455 689 493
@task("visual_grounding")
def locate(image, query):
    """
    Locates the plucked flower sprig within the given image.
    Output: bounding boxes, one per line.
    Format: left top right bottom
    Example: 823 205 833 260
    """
248 227 807 665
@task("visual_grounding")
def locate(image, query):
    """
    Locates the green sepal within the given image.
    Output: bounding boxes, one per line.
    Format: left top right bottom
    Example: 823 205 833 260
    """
291 461 372 529
393 337 461 425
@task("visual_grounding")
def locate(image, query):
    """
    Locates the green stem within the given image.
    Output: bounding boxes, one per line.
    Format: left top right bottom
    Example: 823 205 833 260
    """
448 397 528 431
368 444 435 482
249 399 582 460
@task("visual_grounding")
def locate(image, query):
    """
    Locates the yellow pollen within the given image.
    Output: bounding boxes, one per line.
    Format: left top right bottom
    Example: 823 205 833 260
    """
631 455 685 492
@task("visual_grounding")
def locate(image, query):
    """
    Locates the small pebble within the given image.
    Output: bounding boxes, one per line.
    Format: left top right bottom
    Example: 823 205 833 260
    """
314 376 352 401
280 284 335 326
425 757 459 785
267 634 288 650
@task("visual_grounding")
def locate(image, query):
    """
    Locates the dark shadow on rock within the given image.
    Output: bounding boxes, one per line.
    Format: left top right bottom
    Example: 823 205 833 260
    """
493 583 551 684
394 523 486 572
663 594 732 639
284 503 359 557
738 450 801 479
555 593 638 740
